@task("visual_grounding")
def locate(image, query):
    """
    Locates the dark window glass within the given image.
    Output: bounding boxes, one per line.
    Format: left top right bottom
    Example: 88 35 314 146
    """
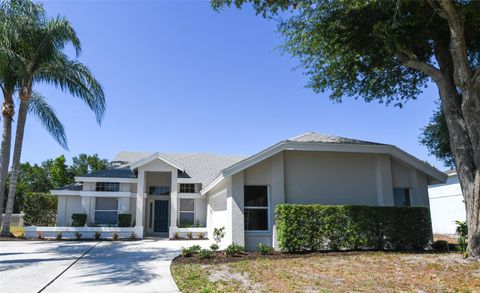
95 197 118 225
149 186 170 195
179 213 195 226
94 211 117 225
244 209 268 230
393 188 411 207
96 182 120 192
244 186 268 207
180 184 196 193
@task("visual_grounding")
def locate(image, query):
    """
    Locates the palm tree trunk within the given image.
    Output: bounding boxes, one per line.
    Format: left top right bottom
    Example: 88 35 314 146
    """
1 89 28 236
0 90 14 225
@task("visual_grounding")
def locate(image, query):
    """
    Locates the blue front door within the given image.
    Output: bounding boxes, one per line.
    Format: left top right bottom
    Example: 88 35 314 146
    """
154 200 169 233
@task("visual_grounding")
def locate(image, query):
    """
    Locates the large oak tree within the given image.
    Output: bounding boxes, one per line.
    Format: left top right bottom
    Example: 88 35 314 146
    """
212 0 480 257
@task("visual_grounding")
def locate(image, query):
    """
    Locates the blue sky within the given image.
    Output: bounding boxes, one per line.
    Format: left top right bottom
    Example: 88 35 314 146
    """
22 1 444 169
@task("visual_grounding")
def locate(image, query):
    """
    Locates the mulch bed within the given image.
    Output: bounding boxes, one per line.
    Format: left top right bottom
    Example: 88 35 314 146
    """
172 249 453 265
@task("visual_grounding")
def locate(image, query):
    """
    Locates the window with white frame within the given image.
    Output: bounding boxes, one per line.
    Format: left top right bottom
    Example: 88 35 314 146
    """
95 197 118 225
96 182 119 192
244 185 268 231
393 188 411 207
179 183 196 193
179 199 195 226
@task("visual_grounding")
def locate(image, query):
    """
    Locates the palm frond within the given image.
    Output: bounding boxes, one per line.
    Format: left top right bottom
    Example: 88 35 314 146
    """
27 92 68 150
34 52 106 124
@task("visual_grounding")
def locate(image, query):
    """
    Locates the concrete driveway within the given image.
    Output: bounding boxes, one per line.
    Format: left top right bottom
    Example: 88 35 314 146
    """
0 239 211 293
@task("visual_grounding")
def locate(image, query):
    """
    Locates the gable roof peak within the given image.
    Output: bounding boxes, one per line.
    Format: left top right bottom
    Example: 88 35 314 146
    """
287 132 383 145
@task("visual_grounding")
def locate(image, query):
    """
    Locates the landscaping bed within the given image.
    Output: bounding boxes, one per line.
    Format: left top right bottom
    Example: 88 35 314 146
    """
171 251 480 292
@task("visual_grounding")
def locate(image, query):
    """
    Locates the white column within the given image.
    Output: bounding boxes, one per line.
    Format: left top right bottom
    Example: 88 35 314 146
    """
270 152 285 250
56 196 66 226
410 169 419 206
228 172 245 246
118 197 130 214
81 196 91 226
169 170 178 238
135 170 145 238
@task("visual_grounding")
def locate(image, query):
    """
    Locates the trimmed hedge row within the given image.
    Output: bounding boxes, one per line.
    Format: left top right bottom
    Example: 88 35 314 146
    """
275 204 432 252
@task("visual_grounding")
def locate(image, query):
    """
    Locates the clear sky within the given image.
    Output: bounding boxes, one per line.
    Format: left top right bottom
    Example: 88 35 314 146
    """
21 0 444 170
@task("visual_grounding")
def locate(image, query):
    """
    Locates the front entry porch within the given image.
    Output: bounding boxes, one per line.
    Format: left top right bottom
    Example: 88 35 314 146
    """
145 198 170 237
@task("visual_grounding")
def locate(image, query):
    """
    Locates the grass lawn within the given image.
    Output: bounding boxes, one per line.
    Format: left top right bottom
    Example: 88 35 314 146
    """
171 251 480 293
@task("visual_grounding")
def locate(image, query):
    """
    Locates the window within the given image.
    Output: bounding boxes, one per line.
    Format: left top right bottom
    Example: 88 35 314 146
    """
95 197 118 225
149 186 170 195
244 185 268 231
179 199 195 226
180 183 196 193
95 182 119 192
393 188 411 207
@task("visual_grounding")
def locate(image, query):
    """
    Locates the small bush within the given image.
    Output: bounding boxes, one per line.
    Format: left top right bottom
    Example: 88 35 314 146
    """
118 214 132 227
17 232 25 239
190 245 202 254
112 232 119 240
37 232 44 240
75 232 82 240
257 243 274 255
71 214 87 227
225 243 245 257
173 232 180 239
187 232 193 239
455 221 467 238
210 243 219 251
432 240 449 252
213 226 225 244
458 236 468 258
56 232 63 240
182 247 193 257
23 193 57 226
129 232 137 240
198 249 212 259
198 232 205 239
94 232 102 240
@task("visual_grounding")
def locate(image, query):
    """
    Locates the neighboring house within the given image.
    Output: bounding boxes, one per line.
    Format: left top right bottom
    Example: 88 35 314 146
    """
51 132 447 250
428 170 466 235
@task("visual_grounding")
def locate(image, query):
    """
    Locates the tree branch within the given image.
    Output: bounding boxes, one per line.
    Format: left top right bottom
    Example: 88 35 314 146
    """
438 0 473 87
395 52 442 82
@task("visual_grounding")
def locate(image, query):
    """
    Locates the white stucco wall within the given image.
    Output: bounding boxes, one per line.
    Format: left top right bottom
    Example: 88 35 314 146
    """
56 195 82 226
428 174 465 234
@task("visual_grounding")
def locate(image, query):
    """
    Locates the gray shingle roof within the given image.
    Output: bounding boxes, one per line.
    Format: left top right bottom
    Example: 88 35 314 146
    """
288 132 384 145
57 182 83 191
80 167 136 178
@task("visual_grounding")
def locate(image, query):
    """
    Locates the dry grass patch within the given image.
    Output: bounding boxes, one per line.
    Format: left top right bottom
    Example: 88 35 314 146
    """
171 251 480 292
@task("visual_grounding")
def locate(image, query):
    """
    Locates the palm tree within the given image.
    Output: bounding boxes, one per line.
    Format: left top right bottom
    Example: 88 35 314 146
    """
0 1 105 235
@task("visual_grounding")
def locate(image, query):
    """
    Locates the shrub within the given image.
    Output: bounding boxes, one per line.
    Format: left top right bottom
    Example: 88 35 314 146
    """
275 204 432 252
56 232 63 240
455 220 467 238
94 232 102 240
213 226 225 244
112 232 119 240
257 243 274 255
37 232 44 240
458 236 468 258
71 214 87 227
23 193 57 226
198 232 205 239
18 232 25 239
432 240 449 252
190 245 202 254
75 232 82 240
118 214 132 227
173 232 180 239
182 247 193 257
225 243 245 257
198 249 212 259
187 232 193 239
210 243 219 251
129 232 137 240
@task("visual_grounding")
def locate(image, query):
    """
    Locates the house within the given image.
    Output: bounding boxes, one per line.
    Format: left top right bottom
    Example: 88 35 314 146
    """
51 132 447 250
428 169 466 235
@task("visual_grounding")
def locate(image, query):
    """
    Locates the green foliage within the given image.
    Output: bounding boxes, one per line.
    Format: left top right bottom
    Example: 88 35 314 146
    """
213 226 225 244
198 232 205 239
257 243 274 255
187 232 193 239
225 243 245 257
432 240 449 252
190 245 202 254
44 155 72 189
455 221 468 238
458 236 468 258
70 153 109 176
173 232 180 239
118 213 132 227
198 249 212 259
22 192 57 226
275 204 432 252
75 232 82 240
182 247 194 257
94 231 101 240
71 213 87 227
210 243 219 251
420 105 454 168
112 232 119 240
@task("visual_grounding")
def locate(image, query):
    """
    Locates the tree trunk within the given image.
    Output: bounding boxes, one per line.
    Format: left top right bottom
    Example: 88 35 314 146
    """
0 90 14 225
0 87 29 236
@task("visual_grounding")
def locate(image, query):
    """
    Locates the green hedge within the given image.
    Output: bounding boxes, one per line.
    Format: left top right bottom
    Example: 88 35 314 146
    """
118 213 132 227
23 193 57 226
71 213 87 227
275 204 432 252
